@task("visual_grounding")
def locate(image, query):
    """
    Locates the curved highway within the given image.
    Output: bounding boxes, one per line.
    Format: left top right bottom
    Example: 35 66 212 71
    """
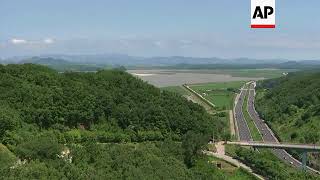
247 82 319 173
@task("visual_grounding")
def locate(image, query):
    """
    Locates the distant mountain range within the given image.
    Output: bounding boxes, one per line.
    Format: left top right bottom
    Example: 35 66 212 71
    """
19 57 71 66
14 57 109 72
35 54 292 65
1 54 320 71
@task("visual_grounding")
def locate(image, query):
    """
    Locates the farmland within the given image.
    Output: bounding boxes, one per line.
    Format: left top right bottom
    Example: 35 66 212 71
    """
189 81 245 111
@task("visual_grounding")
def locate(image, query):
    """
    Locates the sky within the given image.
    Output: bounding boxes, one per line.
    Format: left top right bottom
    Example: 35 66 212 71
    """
1 0 320 59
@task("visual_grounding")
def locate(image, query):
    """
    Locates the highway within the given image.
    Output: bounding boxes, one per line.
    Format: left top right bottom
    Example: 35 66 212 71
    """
246 82 319 173
234 85 253 142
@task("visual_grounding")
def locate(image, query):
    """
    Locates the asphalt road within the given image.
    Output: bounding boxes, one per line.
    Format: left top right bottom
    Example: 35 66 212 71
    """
247 82 319 173
234 86 253 142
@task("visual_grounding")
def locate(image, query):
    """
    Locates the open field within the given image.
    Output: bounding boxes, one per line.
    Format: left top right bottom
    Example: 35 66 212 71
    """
128 69 292 87
188 81 244 110
200 90 233 109
128 69 265 87
190 81 245 91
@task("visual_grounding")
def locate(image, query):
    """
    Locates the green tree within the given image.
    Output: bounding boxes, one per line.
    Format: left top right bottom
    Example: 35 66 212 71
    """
182 131 208 167
15 133 63 160
0 105 20 140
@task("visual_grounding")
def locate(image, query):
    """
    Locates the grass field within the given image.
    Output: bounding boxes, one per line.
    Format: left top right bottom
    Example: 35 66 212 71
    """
190 81 245 90
189 81 245 110
200 90 234 109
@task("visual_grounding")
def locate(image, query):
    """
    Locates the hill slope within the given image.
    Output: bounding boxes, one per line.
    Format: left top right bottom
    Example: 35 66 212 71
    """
0 64 253 179
0 64 216 136
255 71 320 169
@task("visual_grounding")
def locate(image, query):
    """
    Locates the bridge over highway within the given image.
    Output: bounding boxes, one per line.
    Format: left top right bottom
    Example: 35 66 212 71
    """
232 81 320 174
226 141 320 152
226 141 320 173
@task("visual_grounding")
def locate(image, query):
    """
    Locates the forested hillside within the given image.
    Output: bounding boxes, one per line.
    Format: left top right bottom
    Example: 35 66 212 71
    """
255 71 320 169
0 64 250 179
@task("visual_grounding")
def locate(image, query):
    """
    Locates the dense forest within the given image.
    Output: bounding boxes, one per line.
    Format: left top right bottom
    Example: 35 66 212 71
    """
0 64 251 179
255 71 320 170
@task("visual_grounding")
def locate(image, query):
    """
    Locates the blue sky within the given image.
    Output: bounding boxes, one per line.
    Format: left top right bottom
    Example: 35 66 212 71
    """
1 0 320 59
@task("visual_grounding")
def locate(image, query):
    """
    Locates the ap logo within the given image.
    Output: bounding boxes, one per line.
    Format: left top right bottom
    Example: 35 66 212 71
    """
251 0 275 28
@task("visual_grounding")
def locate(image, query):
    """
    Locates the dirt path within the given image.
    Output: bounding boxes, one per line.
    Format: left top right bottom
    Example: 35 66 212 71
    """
182 86 215 113
182 83 264 179
205 142 264 180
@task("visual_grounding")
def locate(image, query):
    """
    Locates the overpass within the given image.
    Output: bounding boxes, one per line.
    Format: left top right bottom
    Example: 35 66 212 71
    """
226 141 320 172
237 81 319 174
226 141 320 151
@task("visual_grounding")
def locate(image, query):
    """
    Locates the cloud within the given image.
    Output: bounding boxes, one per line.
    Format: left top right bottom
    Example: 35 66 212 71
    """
43 38 54 44
10 38 27 44
2 34 320 59
6 38 55 47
